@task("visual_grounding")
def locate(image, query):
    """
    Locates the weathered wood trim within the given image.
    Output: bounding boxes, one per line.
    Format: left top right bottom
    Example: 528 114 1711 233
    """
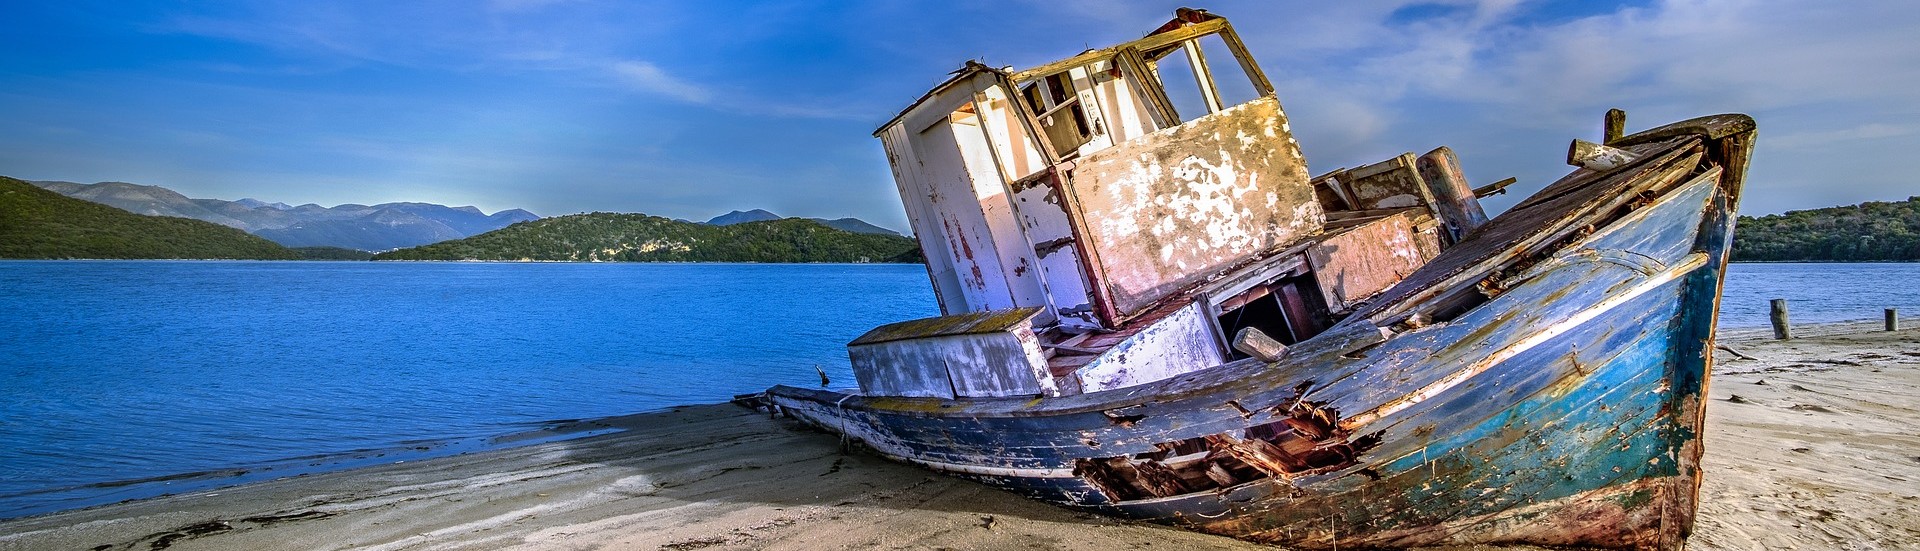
1216 22 1274 97
1181 39 1225 114
989 67 1062 166
1609 113 1757 147
1113 46 1179 130
1008 19 1231 83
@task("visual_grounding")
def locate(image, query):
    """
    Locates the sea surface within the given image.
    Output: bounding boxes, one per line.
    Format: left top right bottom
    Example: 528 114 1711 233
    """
1 260 1916 519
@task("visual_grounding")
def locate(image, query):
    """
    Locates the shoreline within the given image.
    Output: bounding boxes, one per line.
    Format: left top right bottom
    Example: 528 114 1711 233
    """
3 324 1916 549
0 417 635 522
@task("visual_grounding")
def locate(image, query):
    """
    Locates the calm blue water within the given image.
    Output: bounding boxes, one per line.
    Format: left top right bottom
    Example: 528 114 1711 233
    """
0 261 937 519
0 260 1915 519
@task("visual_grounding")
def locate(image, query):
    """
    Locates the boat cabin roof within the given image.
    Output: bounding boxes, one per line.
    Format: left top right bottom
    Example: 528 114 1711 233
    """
872 10 1271 141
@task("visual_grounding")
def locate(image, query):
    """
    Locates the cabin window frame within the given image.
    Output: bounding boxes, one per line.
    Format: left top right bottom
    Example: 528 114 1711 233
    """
1009 22 1273 151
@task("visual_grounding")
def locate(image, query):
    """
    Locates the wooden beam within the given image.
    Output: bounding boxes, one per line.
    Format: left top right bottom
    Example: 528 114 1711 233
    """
1604 108 1626 144
1472 177 1518 198
1008 19 1230 83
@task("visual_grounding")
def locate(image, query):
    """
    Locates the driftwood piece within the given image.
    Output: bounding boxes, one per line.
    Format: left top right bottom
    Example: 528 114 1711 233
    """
1715 344 1757 361
1417 146 1489 242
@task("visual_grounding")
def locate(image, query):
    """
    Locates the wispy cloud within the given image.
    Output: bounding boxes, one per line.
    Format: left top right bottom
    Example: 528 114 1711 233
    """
610 60 710 104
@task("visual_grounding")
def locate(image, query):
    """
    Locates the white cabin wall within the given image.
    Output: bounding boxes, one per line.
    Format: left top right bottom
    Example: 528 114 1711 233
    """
909 120 1019 312
975 88 1099 328
1010 184 1097 328
1074 301 1227 393
951 113 1053 322
982 89 1046 181
881 126 968 315
1091 63 1158 144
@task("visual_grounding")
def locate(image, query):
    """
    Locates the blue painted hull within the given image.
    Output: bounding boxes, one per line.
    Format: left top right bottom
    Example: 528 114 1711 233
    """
764 118 1753 550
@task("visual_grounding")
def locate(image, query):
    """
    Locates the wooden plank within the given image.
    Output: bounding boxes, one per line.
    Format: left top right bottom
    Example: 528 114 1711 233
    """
1008 19 1231 83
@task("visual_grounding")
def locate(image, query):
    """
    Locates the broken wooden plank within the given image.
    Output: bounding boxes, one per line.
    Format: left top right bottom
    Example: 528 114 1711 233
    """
1232 327 1289 362
1567 139 1640 171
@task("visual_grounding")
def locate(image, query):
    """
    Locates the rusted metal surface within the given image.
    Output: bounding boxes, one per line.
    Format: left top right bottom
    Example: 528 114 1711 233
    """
1061 96 1320 324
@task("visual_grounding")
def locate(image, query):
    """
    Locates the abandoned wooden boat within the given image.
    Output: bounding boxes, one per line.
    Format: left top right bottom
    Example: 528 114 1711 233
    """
752 9 1754 550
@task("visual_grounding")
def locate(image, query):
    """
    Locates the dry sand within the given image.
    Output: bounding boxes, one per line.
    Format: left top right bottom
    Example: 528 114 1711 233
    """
3 324 1916 550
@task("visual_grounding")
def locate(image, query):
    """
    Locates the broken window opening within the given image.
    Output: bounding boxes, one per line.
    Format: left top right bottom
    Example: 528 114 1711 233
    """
1020 72 1096 159
1194 33 1262 109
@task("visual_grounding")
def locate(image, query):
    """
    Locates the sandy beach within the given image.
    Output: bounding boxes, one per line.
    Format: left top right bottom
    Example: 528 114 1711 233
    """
3 324 1916 551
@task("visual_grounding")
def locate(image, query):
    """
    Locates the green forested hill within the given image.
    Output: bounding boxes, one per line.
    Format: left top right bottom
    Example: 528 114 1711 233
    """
1733 197 1920 261
374 213 922 263
0 176 299 260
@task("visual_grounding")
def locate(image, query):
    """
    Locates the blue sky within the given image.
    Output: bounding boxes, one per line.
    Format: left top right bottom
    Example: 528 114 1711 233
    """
3 1 1916 232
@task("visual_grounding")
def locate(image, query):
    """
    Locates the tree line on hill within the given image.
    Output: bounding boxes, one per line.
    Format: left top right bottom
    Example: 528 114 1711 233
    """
1 177 299 260
1730 197 1920 262
374 213 922 263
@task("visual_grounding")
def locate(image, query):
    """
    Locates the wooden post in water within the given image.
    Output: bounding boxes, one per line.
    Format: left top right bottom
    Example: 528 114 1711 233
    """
1770 299 1791 340
1888 308 1900 331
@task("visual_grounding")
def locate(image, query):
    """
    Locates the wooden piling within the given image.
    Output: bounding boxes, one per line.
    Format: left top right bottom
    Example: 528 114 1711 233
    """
1770 299 1791 340
1888 308 1900 331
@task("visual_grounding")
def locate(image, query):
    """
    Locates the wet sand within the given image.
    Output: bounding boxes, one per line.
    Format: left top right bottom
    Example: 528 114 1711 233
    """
3 324 1916 550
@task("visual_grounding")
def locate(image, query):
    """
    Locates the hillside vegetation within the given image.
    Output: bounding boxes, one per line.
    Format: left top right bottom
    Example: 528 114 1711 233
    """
1733 197 1920 261
375 213 921 263
0 177 299 260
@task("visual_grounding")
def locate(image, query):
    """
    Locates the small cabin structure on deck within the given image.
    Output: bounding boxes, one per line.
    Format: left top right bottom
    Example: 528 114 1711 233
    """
853 9 1491 400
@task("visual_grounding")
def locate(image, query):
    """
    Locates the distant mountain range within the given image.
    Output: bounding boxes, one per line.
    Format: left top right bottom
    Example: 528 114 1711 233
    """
377 213 922 263
704 209 902 236
30 180 538 251
1 176 298 260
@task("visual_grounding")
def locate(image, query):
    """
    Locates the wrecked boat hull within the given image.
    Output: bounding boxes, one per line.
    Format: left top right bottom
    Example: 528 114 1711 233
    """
764 119 1751 549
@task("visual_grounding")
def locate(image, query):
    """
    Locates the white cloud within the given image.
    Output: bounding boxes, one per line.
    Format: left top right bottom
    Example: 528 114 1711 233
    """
1222 0 1920 213
611 61 710 104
